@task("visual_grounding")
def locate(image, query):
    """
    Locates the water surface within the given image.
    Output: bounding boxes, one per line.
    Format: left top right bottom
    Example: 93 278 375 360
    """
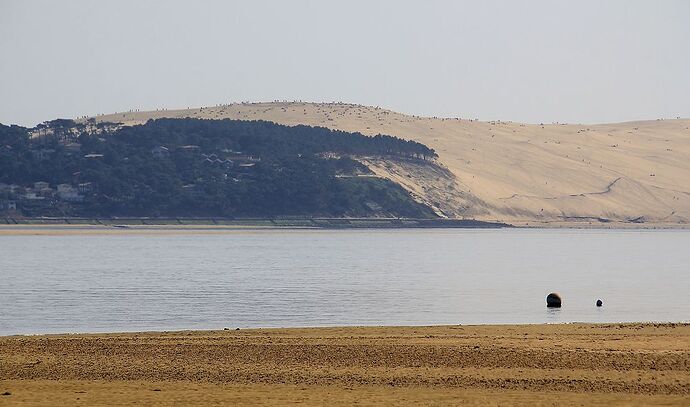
1 229 688 335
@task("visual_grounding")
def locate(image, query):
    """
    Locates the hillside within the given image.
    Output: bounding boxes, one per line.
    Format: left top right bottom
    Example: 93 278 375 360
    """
93 103 690 226
0 119 436 219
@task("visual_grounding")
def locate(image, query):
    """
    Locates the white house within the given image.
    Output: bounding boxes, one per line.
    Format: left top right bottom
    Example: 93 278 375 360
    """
34 181 50 190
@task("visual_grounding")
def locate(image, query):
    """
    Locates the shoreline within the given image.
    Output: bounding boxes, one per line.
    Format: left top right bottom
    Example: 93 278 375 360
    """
0 217 510 230
2 323 688 405
3 320 690 338
1 220 690 235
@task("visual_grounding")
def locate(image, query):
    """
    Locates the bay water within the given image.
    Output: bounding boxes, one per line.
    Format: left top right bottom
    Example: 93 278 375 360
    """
1 228 688 335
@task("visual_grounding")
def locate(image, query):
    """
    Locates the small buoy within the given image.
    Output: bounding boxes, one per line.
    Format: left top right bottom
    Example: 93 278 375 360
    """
596 299 603 307
546 292 562 308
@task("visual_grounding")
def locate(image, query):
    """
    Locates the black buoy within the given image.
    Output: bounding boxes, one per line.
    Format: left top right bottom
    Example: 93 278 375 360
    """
546 292 562 308
596 299 603 307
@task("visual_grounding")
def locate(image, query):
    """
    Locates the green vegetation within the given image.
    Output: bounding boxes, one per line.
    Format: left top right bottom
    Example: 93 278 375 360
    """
0 118 437 218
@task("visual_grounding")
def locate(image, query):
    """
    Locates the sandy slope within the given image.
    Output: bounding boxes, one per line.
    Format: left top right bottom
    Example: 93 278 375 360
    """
92 103 690 225
1 324 688 406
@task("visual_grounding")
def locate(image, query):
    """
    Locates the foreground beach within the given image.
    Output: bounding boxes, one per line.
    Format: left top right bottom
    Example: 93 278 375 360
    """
1 324 688 405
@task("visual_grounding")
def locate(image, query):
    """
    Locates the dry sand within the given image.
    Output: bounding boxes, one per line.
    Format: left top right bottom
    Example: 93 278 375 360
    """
91 102 690 227
1 324 688 405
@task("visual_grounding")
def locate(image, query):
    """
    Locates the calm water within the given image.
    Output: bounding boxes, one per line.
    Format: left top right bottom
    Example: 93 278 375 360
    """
1 229 688 335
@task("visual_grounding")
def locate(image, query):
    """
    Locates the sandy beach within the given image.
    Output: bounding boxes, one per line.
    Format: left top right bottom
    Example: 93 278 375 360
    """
1 323 688 405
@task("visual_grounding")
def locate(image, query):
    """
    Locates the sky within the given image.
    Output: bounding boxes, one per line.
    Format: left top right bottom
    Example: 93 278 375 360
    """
1 0 689 126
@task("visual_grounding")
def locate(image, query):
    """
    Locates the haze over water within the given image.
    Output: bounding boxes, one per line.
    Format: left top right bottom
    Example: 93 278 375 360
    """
1 229 688 336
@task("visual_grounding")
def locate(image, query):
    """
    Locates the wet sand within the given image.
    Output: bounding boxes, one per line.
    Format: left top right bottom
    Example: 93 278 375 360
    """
1 324 688 405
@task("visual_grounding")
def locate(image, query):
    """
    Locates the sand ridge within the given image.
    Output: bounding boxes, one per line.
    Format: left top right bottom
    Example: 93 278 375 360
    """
91 102 690 226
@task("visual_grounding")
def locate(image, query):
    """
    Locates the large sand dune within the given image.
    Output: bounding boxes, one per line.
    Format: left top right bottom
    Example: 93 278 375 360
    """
92 103 690 226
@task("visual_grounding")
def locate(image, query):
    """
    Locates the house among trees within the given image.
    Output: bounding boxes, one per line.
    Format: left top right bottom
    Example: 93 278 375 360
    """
78 182 95 194
0 183 19 194
57 184 83 202
22 190 44 200
33 181 50 190
0 200 17 211
62 142 82 154
32 181 55 198
31 148 55 161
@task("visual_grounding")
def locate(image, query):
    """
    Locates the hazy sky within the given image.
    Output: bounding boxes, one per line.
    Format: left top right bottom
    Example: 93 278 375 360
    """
1 0 689 126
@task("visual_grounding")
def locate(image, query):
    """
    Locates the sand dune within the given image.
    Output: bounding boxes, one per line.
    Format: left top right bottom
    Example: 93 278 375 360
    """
92 103 690 226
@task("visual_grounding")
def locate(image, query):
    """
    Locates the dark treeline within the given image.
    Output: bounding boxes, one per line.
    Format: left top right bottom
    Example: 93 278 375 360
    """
0 119 437 218
109 118 437 160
